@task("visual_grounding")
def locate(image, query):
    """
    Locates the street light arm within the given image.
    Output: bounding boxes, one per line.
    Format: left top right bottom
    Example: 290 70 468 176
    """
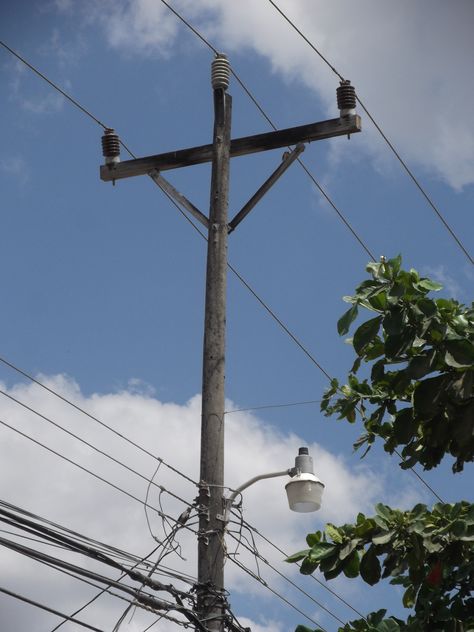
223 468 297 522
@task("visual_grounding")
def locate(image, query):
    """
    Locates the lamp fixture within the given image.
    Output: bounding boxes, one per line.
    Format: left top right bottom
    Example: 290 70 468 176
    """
222 447 324 522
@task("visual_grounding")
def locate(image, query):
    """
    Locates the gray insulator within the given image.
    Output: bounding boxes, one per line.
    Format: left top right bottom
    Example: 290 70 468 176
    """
102 128 120 164
211 54 231 90
337 81 356 117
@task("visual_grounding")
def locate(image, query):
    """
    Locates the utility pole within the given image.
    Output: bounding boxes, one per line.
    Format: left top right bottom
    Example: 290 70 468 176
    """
197 57 232 630
100 55 360 632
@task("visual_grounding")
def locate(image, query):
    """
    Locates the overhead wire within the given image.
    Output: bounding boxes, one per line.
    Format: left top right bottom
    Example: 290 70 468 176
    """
224 399 321 414
0 355 198 487
0 28 449 631
0 388 195 509
149 4 446 504
237 513 367 620
157 0 376 261
266 0 473 265
0 585 105 632
0 33 444 505
0 418 199 535
226 529 346 626
0 505 191 603
227 554 329 632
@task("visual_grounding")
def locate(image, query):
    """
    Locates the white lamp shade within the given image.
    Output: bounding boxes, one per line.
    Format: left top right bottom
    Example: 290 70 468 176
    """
285 473 324 513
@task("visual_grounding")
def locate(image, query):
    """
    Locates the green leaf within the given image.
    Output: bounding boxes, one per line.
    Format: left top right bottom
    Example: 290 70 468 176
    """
413 375 446 417
342 550 360 578
299 557 318 575
359 545 382 585
383 308 405 336
338 304 359 336
309 542 337 562
372 530 395 546
295 625 320 632
384 330 413 359
376 620 401 632
285 549 310 563
415 278 443 292
444 339 474 368
406 351 436 379
375 504 394 524
393 408 416 444
306 532 322 547
353 316 383 355
326 523 344 544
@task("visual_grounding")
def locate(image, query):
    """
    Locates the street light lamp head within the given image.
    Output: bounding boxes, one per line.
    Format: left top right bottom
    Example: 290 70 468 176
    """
285 447 324 513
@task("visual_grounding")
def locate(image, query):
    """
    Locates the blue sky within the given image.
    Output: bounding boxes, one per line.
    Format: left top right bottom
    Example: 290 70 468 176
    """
0 1 473 631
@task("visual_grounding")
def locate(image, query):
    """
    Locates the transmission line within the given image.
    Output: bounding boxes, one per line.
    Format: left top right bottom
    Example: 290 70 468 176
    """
0 388 195 508
0 585 105 632
266 0 473 265
0 418 198 533
0 355 197 487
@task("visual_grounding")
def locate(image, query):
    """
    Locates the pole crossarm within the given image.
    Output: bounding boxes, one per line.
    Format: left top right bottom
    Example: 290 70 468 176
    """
228 142 305 232
100 115 361 182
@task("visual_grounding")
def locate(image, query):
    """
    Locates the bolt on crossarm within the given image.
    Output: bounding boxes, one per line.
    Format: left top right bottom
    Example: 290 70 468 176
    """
196 54 232 632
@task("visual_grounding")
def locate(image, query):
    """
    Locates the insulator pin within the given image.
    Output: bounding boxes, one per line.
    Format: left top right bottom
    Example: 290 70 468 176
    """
102 128 120 164
337 80 356 117
211 54 230 91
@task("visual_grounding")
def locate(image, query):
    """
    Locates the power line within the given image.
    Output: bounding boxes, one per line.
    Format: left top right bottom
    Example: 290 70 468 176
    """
227 555 329 632
0 417 198 533
0 585 105 632
0 505 190 602
0 41 107 129
225 399 321 413
238 514 367 620
266 0 473 265
227 529 346 626
0 34 443 513
158 0 375 261
0 535 187 618
0 388 195 510
0 355 198 487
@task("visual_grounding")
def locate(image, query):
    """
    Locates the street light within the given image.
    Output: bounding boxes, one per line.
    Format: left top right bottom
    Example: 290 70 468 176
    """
223 447 324 522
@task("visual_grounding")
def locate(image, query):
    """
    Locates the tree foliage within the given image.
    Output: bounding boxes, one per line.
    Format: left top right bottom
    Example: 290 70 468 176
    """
321 256 474 472
290 259 474 632
288 502 474 631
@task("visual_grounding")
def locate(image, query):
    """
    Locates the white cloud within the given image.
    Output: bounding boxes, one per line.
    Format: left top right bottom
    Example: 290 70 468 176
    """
81 0 474 190
0 373 399 629
422 264 463 299
237 616 284 632
89 0 180 57
6 57 66 115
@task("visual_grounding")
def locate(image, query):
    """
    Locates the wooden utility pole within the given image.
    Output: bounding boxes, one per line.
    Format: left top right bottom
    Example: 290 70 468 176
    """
100 55 361 632
196 66 232 630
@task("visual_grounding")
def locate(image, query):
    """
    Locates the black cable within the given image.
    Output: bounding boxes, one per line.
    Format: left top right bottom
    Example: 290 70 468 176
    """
266 0 473 265
227 528 346 625
228 555 328 631
158 0 375 260
0 41 107 129
0 418 200 536
237 513 368 620
0 356 198 487
0 389 194 509
0 535 190 616
225 399 321 413
0 585 105 632
0 31 443 509
0 506 189 601
0 499 154 570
